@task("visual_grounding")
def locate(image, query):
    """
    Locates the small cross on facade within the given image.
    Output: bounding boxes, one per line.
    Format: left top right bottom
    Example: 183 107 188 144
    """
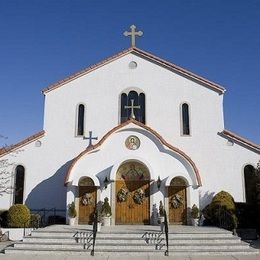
84 131 98 147
123 25 143 47
124 99 140 119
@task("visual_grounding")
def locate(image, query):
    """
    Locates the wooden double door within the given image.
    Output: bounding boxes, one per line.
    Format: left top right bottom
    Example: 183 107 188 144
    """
78 186 97 224
116 180 150 224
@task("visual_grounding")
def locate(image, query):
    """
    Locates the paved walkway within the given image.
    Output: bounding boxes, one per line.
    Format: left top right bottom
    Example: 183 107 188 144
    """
0 225 259 260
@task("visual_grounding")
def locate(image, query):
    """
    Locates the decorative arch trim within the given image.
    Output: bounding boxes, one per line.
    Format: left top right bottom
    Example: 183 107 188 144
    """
65 118 202 186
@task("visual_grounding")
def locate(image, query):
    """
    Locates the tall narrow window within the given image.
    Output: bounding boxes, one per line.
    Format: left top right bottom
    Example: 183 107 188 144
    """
14 165 25 204
120 91 145 124
244 165 256 204
182 103 190 135
77 104 85 136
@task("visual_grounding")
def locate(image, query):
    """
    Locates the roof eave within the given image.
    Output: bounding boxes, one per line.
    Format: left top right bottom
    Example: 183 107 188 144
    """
42 46 225 95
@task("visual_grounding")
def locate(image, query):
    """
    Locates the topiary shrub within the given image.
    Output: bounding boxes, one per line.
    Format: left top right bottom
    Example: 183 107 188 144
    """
191 204 199 219
203 191 237 231
68 202 77 218
101 197 112 217
159 200 164 217
8 204 31 228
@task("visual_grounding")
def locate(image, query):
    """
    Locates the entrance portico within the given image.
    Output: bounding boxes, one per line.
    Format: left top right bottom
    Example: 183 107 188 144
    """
65 119 201 225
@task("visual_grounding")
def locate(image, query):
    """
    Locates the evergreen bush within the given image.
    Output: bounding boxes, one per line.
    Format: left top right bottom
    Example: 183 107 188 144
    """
203 191 237 230
8 204 30 228
159 200 164 217
191 204 199 219
101 197 112 217
68 202 77 218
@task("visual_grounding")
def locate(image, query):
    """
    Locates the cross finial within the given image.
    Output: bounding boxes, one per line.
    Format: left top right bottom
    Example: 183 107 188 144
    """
84 131 98 147
123 25 143 47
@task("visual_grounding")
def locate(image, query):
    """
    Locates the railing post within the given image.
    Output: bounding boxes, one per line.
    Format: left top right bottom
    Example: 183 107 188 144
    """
91 208 98 256
164 210 169 256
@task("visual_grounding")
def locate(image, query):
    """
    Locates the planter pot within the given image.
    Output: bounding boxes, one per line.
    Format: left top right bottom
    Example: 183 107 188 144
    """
158 216 165 224
191 218 199 226
102 216 111 226
97 222 102 232
69 217 76 226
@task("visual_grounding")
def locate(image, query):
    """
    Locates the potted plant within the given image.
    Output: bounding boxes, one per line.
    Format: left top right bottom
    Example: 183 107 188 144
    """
68 202 77 225
101 197 112 226
191 204 199 226
158 201 165 231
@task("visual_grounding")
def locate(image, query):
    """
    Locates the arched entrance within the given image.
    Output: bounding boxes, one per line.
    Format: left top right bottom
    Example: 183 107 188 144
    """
168 177 187 224
115 161 150 224
78 177 97 224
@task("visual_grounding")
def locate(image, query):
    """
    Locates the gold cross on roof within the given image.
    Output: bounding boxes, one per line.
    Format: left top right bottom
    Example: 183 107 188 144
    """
123 25 143 47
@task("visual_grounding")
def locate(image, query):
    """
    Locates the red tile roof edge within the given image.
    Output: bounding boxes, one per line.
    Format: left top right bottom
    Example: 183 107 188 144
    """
221 129 260 152
64 119 202 186
42 47 225 95
0 130 45 157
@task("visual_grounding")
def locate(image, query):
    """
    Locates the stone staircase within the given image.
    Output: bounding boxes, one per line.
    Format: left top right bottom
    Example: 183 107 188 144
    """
4 225 258 256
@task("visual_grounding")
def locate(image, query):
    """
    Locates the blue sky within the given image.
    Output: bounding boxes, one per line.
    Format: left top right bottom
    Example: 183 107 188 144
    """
0 0 259 146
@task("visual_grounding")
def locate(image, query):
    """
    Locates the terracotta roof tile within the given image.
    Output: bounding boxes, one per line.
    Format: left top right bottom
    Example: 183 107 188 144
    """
43 47 225 95
221 129 260 152
64 119 202 186
0 130 45 157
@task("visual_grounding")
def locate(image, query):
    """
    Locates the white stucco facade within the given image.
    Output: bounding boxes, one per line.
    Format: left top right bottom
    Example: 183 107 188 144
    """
0 47 259 225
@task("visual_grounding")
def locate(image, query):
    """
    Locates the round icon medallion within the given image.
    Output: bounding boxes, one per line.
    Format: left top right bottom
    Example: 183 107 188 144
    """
125 135 140 150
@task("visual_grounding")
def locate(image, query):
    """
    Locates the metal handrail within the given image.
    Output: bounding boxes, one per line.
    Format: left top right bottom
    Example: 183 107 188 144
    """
164 210 169 256
91 208 98 256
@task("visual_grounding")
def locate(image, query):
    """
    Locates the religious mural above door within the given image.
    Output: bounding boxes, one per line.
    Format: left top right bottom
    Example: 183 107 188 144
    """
116 161 149 181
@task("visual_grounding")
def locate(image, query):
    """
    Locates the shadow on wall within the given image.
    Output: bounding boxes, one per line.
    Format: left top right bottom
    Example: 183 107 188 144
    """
95 166 113 190
25 160 73 210
199 190 215 210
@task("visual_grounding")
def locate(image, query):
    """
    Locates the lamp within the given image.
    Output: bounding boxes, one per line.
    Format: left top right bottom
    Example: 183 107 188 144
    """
104 177 109 189
157 176 161 189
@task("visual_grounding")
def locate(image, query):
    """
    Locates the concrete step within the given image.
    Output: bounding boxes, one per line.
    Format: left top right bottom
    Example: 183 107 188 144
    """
14 242 90 250
23 236 78 243
5 247 257 256
97 232 234 239
4 225 258 256
30 230 92 237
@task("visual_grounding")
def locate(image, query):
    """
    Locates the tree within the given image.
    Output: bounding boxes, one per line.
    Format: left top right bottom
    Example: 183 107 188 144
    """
0 135 22 197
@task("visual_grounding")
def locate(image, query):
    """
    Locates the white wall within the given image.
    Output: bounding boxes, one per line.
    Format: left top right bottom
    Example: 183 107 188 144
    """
0 51 258 213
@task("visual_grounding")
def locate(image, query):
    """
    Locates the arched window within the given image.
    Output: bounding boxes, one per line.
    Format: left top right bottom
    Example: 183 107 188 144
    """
77 104 85 136
181 103 190 135
120 91 145 124
14 165 25 204
244 165 256 204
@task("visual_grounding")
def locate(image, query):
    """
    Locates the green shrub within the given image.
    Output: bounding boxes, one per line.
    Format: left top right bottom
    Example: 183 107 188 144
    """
159 200 164 217
8 204 31 228
68 202 77 218
203 191 237 230
101 197 112 217
30 213 41 228
191 204 199 219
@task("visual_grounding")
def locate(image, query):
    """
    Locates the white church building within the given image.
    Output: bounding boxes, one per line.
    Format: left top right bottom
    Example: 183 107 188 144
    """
1 27 259 225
